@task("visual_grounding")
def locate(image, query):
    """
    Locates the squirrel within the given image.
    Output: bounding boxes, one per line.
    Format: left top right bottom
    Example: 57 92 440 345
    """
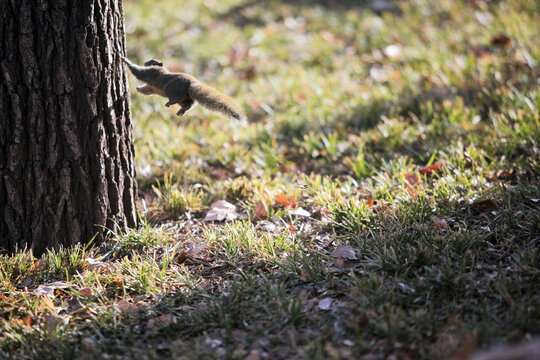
122 57 245 121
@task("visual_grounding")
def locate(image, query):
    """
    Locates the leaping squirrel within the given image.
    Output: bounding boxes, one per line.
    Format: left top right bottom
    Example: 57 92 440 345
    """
122 57 245 121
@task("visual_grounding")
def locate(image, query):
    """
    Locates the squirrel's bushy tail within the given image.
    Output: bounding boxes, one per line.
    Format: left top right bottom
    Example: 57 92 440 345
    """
189 83 245 121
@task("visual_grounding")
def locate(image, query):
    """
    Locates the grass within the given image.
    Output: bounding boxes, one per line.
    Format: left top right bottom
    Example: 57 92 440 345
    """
1 0 539 358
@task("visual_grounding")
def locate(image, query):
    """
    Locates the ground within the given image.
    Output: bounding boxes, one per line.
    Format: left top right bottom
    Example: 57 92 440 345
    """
1 0 539 359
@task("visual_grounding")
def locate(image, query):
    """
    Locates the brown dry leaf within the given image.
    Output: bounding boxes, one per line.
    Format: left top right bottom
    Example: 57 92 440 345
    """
175 242 208 264
300 270 313 281
254 200 268 219
115 299 139 313
496 168 515 180
331 244 357 260
34 281 73 298
21 315 33 326
472 199 499 212
78 288 93 297
44 313 63 334
366 197 374 207
188 242 208 258
420 163 444 175
432 216 448 229
275 192 296 207
149 313 177 331
333 257 346 269
203 200 238 222
244 350 261 360
67 296 85 313
404 173 421 187
491 33 511 48
31 258 47 271
175 250 191 264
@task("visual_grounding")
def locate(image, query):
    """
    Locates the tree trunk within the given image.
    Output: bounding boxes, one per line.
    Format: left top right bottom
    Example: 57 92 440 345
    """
0 0 137 256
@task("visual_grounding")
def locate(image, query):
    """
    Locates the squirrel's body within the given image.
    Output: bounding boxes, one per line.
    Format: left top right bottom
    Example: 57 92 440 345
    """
122 57 244 120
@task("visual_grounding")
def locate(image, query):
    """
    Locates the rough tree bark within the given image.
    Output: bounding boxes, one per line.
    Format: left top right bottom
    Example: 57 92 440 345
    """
0 0 137 256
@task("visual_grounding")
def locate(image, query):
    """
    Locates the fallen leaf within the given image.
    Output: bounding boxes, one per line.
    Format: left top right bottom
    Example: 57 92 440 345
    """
275 192 296 207
472 199 499 212
175 242 208 264
78 288 93 297
316 234 335 248
188 242 208 257
21 315 33 326
491 34 511 48
524 196 540 204
300 270 313 281
331 244 357 260
44 313 64 334
67 296 84 313
291 207 310 217
496 168 515 180
203 200 238 222
333 257 346 269
404 173 421 187
420 163 444 175
34 281 74 298
318 297 333 311
254 200 268 219
115 299 139 313
244 350 261 360
85 258 110 273
149 313 177 330
432 216 448 229
31 258 47 271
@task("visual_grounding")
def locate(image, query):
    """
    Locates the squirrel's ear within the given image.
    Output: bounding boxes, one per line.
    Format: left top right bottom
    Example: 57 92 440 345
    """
144 59 163 67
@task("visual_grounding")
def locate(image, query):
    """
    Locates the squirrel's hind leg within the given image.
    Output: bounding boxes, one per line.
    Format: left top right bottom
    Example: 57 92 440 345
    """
163 79 190 107
176 99 195 116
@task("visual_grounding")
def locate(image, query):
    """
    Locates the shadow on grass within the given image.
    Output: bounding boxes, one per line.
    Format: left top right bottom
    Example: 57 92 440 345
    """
216 0 400 28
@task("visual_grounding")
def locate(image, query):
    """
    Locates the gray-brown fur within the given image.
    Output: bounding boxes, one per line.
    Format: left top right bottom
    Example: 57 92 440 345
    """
122 57 245 120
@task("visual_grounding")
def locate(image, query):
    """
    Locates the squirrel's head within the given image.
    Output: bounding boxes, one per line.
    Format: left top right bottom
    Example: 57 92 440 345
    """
144 59 164 67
